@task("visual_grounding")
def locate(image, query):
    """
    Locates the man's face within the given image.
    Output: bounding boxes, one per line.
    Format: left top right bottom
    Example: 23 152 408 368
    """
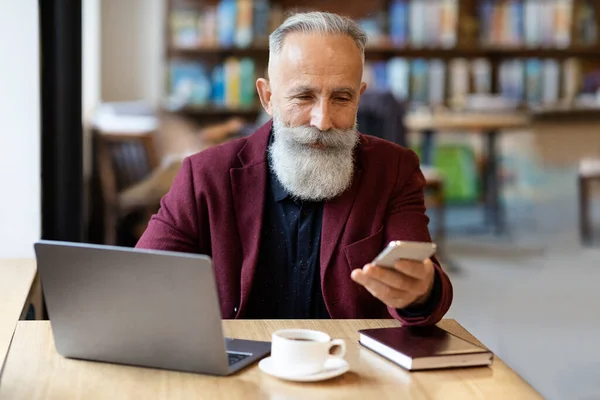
259 32 367 130
257 32 367 201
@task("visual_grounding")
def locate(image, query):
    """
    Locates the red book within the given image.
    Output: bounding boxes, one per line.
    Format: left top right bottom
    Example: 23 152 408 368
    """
358 326 493 371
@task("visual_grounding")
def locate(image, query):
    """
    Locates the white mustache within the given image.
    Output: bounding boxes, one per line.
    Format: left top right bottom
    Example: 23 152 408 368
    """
272 118 359 150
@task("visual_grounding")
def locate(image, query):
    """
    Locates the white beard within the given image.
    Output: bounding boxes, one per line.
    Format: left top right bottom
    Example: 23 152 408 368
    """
268 115 359 201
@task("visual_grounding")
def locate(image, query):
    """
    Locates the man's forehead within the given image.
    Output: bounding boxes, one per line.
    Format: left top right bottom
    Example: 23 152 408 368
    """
276 32 362 66
271 35 362 80
286 83 357 95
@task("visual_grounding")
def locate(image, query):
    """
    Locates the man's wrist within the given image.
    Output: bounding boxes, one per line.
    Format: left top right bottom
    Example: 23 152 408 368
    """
410 273 435 307
396 269 441 318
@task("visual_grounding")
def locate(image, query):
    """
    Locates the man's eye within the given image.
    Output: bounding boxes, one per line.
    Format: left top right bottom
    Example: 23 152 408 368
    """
296 95 313 101
336 97 351 102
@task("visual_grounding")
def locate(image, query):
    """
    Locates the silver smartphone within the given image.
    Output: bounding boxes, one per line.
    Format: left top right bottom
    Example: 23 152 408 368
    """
372 241 437 268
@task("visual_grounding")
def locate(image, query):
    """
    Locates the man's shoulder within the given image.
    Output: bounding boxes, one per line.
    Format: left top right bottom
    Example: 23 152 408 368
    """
358 133 418 164
186 136 249 172
186 121 271 174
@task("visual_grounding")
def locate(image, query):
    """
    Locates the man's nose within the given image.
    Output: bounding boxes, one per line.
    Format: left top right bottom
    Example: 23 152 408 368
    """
310 99 333 132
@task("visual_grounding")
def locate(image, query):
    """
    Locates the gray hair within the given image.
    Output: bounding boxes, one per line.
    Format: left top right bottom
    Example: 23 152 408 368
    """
268 12 368 66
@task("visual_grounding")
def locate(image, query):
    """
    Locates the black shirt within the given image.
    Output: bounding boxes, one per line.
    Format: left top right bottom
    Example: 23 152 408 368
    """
244 153 330 319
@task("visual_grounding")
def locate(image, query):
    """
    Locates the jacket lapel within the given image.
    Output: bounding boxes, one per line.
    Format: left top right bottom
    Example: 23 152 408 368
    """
230 121 272 316
320 137 365 282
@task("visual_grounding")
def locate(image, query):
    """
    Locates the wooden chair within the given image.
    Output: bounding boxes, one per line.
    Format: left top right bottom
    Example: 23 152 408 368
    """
94 129 159 245
579 158 600 244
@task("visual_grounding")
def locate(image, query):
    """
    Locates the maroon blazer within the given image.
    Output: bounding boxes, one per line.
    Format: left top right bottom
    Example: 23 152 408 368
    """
136 120 452 326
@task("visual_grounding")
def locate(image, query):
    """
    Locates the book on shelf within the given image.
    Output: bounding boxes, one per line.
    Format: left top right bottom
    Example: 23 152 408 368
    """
481 0 574 48
574 0 598 45
359 16 385 47
389 0 409 47
525 58 544 104
235 0 254 48
524 0 540 47
252 0 270 45
239 58 256 107
543 59 561 104
358 326 494 371
409 0 427 47
218 0 237 47
211 64 226 106
472 58 492 94
554 0 573 48
203 7 218 47
170 9 200 48
387 57 410 100
373 61 389 92
423 1 440 47
410 59 429 103
413 0 458 48
169 60 212 106
225 57 241 108
563 57 582 102
168 58 256 109
449 58 470 105
499 59 525 101
428 59 446 105
439 0 458 48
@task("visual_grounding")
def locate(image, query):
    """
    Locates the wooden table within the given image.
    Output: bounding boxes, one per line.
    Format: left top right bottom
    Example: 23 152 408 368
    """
0 259 36 371
0 319 540 399
406 111 531 236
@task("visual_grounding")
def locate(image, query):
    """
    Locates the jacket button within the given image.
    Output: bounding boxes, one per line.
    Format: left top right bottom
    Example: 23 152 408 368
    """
234 307 238 313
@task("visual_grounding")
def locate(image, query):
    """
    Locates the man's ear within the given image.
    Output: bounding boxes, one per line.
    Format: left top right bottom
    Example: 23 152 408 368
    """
359 81 368 96
256 78 273 116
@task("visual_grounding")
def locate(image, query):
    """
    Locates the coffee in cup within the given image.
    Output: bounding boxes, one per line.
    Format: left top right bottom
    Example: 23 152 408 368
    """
270 329 346 376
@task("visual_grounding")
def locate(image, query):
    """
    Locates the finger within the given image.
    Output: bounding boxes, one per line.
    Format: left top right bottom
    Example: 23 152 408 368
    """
392 258 432 279
362 264 422 294
351 269 412 307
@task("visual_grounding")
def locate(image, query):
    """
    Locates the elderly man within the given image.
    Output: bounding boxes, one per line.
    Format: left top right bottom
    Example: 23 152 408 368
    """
137 12 452 325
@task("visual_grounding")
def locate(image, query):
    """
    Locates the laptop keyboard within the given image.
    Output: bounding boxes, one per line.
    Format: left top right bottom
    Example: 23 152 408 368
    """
227 352 251 366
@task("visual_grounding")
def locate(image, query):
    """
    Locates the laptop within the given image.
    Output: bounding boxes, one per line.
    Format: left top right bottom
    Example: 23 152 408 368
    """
34 240 271 375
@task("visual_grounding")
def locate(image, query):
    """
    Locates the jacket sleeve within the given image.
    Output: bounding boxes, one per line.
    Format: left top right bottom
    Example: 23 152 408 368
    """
136 157 200 253
384 149 453 326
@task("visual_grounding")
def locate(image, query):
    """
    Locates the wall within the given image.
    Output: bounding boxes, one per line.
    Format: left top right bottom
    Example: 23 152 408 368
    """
83 0 101 179
0 1 41 257
100 0 165 107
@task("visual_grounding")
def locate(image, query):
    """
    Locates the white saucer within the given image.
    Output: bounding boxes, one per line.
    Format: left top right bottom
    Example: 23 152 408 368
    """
258 356 350 382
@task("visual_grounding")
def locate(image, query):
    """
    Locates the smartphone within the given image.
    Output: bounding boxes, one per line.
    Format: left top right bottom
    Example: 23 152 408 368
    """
372 241 437 268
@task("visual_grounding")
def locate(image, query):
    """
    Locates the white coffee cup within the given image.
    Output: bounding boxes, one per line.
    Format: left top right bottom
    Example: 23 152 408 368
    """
271 329 346 376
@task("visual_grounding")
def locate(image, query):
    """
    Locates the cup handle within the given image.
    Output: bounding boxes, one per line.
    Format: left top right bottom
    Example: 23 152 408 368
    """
328 339 346 358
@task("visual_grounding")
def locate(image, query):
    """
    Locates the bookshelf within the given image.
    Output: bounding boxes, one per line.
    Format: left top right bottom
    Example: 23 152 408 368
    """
164 0 600 121
171 45 600 59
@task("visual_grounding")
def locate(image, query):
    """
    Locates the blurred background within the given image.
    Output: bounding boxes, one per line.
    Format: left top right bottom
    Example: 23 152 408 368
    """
2 0 600 398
